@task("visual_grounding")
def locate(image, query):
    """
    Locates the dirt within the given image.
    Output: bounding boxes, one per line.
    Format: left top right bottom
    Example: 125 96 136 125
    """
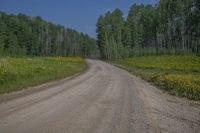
0 59 199 133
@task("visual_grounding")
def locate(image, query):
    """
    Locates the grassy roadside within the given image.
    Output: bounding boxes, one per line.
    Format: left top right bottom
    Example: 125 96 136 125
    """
110 56 200 100
0 57 86 94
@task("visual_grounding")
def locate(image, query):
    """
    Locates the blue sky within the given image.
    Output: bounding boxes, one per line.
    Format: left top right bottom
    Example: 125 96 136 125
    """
0 0 156 38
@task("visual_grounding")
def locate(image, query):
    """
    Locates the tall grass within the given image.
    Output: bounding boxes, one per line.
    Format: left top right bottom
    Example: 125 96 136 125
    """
111 55 200 100
0 57 86 93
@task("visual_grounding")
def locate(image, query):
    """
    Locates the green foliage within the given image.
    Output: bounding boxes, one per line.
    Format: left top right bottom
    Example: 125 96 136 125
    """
0 12 98 57
0 57 86 93
97 0 200 59
96 9 126 59
0 66 7 83
111 55 200 100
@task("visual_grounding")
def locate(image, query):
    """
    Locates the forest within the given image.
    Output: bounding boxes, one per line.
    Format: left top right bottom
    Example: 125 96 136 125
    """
97 0 200 59
0 12 98 57
0 0 199 59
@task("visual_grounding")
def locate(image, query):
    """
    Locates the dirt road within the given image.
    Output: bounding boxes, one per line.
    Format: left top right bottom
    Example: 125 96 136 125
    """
0 59 199 133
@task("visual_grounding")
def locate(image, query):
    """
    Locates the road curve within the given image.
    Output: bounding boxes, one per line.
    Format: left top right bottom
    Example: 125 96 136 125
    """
0 59 200 133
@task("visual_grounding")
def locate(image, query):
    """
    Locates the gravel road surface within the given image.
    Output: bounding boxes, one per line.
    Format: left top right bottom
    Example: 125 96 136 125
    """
0 59 199 133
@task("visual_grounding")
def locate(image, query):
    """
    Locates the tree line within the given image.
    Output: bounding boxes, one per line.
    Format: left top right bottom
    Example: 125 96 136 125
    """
97 0 200 59
0 11 98 57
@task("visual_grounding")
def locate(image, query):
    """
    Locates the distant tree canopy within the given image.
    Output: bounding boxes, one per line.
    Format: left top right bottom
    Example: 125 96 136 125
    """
0 12 98 57
97 0 200 59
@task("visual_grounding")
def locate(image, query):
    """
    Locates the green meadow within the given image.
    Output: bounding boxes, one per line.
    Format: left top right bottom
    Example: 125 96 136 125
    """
111 56 200 100
0 57 86 93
